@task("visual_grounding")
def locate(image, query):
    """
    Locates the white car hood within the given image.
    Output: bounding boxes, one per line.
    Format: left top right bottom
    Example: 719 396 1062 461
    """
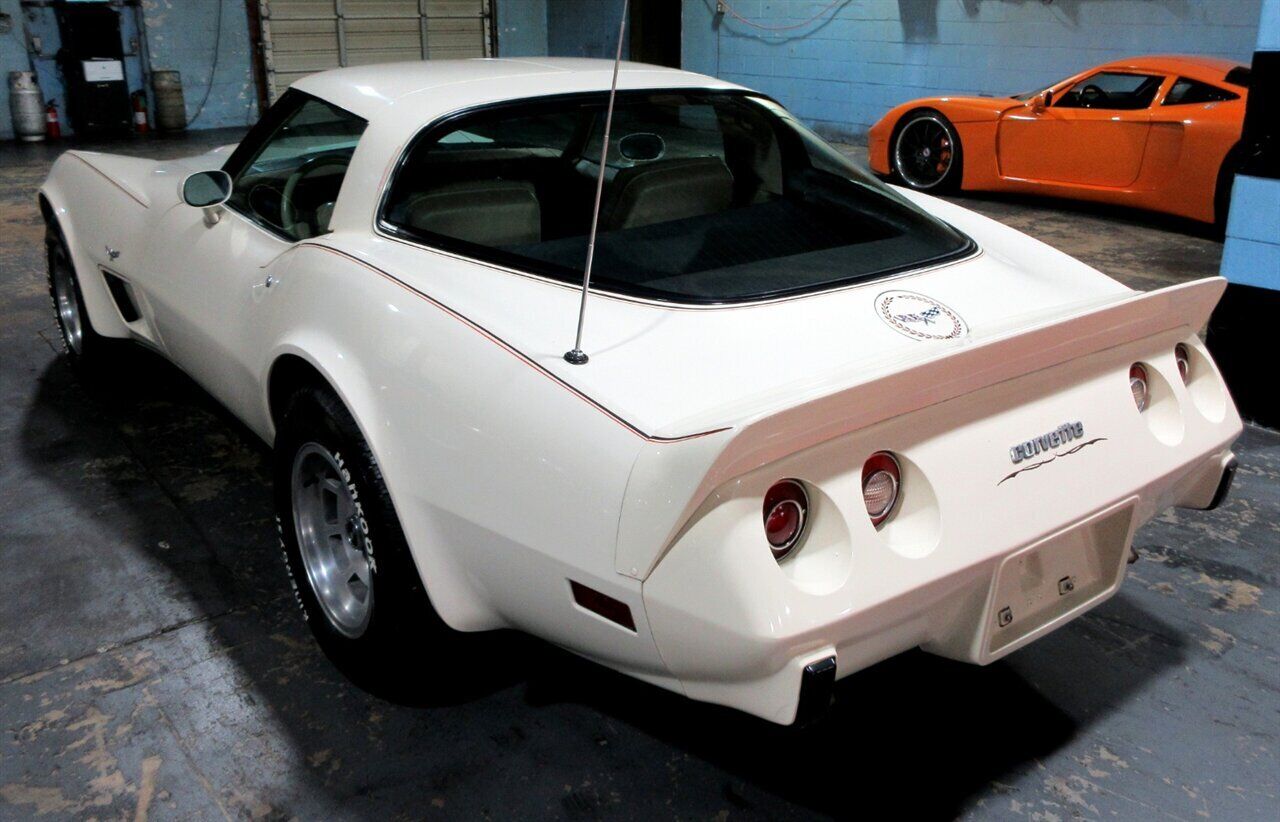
347 193 1134 439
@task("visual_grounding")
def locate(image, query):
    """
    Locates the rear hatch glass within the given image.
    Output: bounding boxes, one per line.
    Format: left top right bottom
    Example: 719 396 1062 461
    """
382 91 974 305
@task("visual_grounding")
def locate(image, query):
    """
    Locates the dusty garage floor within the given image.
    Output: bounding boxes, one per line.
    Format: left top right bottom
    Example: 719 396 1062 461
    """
1 130 1276 821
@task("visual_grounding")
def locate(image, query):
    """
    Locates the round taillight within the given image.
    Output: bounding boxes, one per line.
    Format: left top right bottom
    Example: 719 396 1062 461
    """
1130 363 1150 412
862 452 901 527
1174 344 1191 384
763 480 807 560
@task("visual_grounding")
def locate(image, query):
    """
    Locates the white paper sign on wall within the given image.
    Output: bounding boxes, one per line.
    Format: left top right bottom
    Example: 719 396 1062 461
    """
82 60 125 83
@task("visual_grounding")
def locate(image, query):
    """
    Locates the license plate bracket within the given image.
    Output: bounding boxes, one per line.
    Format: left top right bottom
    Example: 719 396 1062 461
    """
982 498 1137 660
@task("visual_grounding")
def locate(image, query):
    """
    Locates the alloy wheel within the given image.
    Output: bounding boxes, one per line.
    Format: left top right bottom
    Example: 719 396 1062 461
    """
894 116 955 189
291 442 374 638
50 253 84 355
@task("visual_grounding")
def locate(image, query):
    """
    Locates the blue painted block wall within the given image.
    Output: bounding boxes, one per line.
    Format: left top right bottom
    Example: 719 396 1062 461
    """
2 0 255 140
140 0 258 130
1220 0 1280 292
681 0 1262 141
1221 176 1280 289
498 0 549 57
1261 0 1280 49
547 0 630 59
0 0 27 141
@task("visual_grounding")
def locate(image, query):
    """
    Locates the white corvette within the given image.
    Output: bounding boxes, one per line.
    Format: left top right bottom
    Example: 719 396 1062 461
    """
40 59 1241 724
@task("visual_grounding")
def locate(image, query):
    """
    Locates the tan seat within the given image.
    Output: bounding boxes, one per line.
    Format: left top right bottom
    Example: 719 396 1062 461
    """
601 157 734 231
404 179 541 246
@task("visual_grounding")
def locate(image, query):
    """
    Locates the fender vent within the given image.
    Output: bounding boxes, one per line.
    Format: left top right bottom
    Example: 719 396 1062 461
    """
569 581 636 632
101 270 141 323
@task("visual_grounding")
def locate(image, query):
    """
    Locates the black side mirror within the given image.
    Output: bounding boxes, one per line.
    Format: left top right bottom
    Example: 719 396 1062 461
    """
182 170 232 208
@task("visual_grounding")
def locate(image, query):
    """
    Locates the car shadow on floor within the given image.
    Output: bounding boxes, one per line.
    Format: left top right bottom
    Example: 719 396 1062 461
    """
15 344 1189 819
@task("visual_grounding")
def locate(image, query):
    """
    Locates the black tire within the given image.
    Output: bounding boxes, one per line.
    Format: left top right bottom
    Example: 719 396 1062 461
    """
1213 147 1243 235
46 226 107 370
891 110 964 192
274 384 448 690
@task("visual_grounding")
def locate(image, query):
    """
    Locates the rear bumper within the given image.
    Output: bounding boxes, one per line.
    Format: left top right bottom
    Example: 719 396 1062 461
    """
1208 457 1239 510
644 448 1234 725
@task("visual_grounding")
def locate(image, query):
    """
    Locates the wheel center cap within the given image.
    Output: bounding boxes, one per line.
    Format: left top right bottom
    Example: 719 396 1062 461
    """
921 147 931 158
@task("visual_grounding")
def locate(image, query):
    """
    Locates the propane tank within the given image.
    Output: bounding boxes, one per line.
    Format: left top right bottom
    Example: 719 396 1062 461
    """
8 71 45 142
45 100 60 140
151 71 186 132
131 90 149 134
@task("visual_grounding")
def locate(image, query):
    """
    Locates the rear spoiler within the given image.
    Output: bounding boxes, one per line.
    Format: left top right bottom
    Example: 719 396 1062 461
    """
617 277 1227 580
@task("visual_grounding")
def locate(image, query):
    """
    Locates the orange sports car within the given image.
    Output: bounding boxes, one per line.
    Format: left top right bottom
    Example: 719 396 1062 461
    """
868 55 1250 225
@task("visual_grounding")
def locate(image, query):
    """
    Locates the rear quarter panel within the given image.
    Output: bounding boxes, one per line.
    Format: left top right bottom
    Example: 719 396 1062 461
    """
253 242 675 686
1142 96 1245 222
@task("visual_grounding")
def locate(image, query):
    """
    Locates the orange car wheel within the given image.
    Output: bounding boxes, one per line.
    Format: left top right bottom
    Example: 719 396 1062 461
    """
892 110 963 192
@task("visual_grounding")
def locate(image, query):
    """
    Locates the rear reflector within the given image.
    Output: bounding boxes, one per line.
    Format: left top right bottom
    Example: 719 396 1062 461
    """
763 479 808 560
1130 363 1150 412
1175 344 1191 384
570 581 636 631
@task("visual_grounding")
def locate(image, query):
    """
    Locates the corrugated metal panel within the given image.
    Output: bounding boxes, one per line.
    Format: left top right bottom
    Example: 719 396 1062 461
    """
260 0 493 102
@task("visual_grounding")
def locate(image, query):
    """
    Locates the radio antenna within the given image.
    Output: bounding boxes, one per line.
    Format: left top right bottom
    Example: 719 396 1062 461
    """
564 0 630 366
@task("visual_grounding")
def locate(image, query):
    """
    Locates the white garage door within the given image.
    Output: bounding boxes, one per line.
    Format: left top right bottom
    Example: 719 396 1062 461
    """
260 0 494 101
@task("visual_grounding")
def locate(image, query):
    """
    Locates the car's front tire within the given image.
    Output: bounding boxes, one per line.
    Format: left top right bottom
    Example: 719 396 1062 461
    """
46 226 107 370
891 110 963 192
274 384 447 687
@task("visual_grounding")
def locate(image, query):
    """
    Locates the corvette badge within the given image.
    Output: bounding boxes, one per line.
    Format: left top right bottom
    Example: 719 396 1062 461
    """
999 421 1107 486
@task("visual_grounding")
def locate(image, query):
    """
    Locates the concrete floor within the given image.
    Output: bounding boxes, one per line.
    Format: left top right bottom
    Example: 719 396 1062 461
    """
1 130 1276 821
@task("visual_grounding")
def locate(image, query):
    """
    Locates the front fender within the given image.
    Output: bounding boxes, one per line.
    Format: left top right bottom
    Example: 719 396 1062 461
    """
869 96 1017 178
40 154 141 339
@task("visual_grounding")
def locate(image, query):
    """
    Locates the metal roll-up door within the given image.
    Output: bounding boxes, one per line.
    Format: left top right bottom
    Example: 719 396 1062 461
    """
260 0 494 102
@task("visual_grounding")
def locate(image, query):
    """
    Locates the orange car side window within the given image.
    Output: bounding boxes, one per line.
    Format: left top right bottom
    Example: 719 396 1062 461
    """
1055 72 1164 111
1163 78 1240 106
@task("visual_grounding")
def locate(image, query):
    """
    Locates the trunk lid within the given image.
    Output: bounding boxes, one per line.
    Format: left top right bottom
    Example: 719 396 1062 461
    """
525 192 1136 438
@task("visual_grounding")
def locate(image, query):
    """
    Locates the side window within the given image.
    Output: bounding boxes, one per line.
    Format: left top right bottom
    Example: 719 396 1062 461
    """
1055 72 1164 110
224 93 366 241
1163 78 1239 106
382 108 583 248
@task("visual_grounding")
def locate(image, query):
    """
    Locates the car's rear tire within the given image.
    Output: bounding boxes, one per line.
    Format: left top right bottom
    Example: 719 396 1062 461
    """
46 226 107 370
274 384 448 689
892 110 963 192
1214 145 1244 235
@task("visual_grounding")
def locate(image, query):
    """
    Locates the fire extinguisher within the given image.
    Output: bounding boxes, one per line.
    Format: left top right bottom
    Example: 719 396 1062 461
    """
131 91 149 134
45 100 61 140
